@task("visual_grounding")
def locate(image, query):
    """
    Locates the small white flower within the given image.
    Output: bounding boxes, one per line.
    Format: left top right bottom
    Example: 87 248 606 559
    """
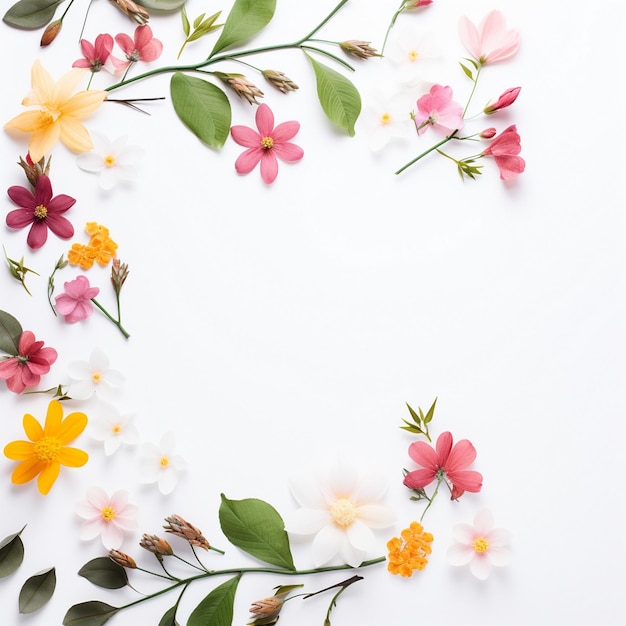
447 509 512 580
385 27 441 85
77 132 143 190
66 347 125 401
140 432 187 495
284 454 396 567
90 402 139 456
76 486 138 549
361 86 413 151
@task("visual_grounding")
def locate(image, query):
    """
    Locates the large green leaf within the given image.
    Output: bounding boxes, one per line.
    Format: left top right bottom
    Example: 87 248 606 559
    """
78 557 129 589
0 310 23 355
62 601 119 626
0 529 25 578
210 0 276 56
187 575 240 626
219 495 294 570
170 73 231 150
135 0 186 11
3 0 64 29
306 54 361 137
19 567 56 613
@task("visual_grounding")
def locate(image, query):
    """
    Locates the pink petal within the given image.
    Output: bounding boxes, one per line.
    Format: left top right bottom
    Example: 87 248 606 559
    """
47 193 77 214
138 39 163 62
259 151 279 184
448 469 483 493
44 214 75 239
403 468 437 489
54 294 78 316
7 186 36 208
445 439 477 472
133 25 154 50
230 125 262 148
458 16 481 59
79 39 96 59
255 104 275 136
34 175 53 204
235 147 263 174
435 431 453 466
26 222 49 249
470 554 493 580
272 142 304 163
271 120 300 143
407 439 439 469
447 542 474 566
6 208 35 228
115 33 134 55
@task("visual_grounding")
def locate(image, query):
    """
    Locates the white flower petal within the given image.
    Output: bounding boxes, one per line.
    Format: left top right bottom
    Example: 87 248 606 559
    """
79 519 105 541
158 469 179 495
486 527 512 547
447 543 474 566
101 522 124 549
286 508 331 535
339 536 367 568
311 524 343 566
346 519 376 552
452 522 477 544
67 379 95 400
356 504 396 529
77 151 107 173
470 555 493 580
289 471 327 508
487 545 511 567
473 509 495 535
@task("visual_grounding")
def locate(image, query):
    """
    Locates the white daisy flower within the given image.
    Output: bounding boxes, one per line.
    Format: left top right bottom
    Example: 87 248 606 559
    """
140 432 187 495
385 27 441 85
361 86 413 151
66 347 125 401
90 402 139 456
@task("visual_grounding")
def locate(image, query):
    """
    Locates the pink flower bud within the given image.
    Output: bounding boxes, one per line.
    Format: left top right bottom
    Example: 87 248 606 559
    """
484 87 521 114
479 127 497 139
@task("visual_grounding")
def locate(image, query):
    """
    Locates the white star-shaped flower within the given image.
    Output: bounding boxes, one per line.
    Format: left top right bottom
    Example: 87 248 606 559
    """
90 402 139 456
140 432 187 495
385 27 442 86
66 347 125 401
361 86 413 151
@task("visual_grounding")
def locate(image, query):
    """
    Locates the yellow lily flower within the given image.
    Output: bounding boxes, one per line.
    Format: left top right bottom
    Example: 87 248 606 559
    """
4 60 107 162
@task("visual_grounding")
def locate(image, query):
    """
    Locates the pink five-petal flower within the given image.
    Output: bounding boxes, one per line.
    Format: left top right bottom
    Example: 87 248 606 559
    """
481 124 525 181
484 87 521 115
6 174 75 249
413 84 464 135
0 331 58 393
403 431 483 498
115 24 163 65
54 275 100 323
73 34 114 72
459 10 521 65
230 103 304 184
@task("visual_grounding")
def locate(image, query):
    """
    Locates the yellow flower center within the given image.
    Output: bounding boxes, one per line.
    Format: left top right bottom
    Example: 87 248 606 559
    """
330 497 357 527
473 537 489 553
34 204 48 219
92 372 102 383
33 436 61 463
101 506 116 522
103 154 116 167
408 50 419 62
159 456 170 468
380 112 391 126
112 424 121 434
261 136 274 150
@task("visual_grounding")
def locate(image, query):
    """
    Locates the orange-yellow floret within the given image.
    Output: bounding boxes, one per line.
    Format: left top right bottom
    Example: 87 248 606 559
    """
68 223 118 268
387 521 434 577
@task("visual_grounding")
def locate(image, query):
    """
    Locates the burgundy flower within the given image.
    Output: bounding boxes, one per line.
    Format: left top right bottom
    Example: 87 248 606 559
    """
0 331 58 393
481 124 525 180
6 175 75 249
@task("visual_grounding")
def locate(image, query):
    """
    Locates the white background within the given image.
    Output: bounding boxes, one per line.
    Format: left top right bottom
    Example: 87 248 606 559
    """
1 1 624 625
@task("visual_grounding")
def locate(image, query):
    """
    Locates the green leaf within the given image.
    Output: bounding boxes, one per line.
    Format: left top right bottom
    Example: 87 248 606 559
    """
0 529 25 578
63 601 120 626
423 397 437 424
77 557 128 589
135 0 186 12
181 5 190 36
158 605 180 626
459 62 474 80
3 0 64 29
305 54 361 137
170 73 231 150
219 495 295 570
19 567 56 614
0 310 23 355
187 575 240 626
210 0 276 56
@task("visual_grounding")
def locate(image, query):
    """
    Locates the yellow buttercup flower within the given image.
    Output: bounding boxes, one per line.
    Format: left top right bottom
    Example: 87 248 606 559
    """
3 400 88 495
4 60 106 162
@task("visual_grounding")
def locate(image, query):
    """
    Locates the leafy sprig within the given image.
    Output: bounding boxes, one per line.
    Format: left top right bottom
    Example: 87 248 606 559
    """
400 397 436 442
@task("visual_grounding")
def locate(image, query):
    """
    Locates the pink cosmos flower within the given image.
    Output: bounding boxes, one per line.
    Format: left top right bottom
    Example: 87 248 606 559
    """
72 34 125 74
0 331 58 393
481 124 525 181
230 104 304 184
6 174 75 249
484 87 521 115
413 84 464 135
459 10 520 65
54 275 100 323
76 486 138 548
403 431 482 498
115 24 163 67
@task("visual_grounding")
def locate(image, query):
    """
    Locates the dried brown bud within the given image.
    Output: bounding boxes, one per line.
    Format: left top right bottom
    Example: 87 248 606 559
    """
111 258 129 294
340 40 380 59
163 514 211 550
109 549 137 569
261 69 299 94
17 154 51 187
216 72 264 105
139 534 174 557
108 0 150 24
247 596 285 626
40 19 63 47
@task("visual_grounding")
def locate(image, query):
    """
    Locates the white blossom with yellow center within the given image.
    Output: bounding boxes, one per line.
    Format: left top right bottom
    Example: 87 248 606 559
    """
140 432 187 495
89 402 139 456
67 347 125 401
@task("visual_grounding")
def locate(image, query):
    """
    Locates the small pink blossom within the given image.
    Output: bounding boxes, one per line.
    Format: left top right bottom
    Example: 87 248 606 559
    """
481 124 525 181
115 24 163 66
6 175 75 249
403 431 482 498
408 0 433 7
72 34 124 74
0 331 58 393
459 10 520 65
413 84 464 135
479 127 497 139
230 104 304 184
484 87 521 115
55 275 100 323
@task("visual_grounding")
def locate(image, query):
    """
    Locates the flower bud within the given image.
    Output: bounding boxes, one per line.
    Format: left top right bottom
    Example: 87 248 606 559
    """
340 40 380 59
248 596 285 626
18 154 51 187
163 514 211 550
108 0 150 25
479 127 497 139
407 0 434 7
40 20 63 47
111 258 129 294
261 69 299 94
139 533 174 557
109 549 137 569
215 72 264 105
484 87 521 114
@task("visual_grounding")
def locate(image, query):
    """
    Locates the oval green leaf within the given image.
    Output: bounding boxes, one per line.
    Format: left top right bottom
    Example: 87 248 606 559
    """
62 601 119 626
158 605 180 626
306 54 361 137
219 495 294 570
135 0 186 12
78 557 128 589
0 530 25 578
3 0 64 29
19 567 56 614
170 73 231 150
210 0 276 56
0 310 23 355
187 575 240 626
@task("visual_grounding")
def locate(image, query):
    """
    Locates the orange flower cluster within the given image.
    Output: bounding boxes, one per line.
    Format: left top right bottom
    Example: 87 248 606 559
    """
68 222 118 269
387 521 434 577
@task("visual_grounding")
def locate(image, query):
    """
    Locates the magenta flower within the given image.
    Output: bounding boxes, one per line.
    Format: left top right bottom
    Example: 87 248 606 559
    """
484 87 521 115
413 84 464 135
115 24 163 66
230 104 304 184
6 175 75 249
72 34 124 73
459 10 520 65
403 431 483 498
55 276 100 323
481 124 525 181
0 331 58 393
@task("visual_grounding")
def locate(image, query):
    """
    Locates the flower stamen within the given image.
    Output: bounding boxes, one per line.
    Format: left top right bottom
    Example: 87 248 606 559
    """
473 537 489 553
330 497 357 527
33 436 62 463
101 506 116 522
34 204 48 219
261 136 274 150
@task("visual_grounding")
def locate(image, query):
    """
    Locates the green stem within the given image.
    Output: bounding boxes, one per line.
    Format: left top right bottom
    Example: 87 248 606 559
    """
462 63 482 117
380 3 406 57
91 298 130 339
395 131 458 175
420 474 443 522
299 0 350 41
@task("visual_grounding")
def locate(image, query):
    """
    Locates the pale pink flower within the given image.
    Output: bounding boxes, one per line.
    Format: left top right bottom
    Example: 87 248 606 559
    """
447 509 512 579
55 275 100 323
459 10 520 65
484 87 521 115
115 24 163 68
403 431 482 498
230 104 303 184
76 487 138 548
72 34 125 74
481 124 525 181
413 84 464 135
0 331 57 393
